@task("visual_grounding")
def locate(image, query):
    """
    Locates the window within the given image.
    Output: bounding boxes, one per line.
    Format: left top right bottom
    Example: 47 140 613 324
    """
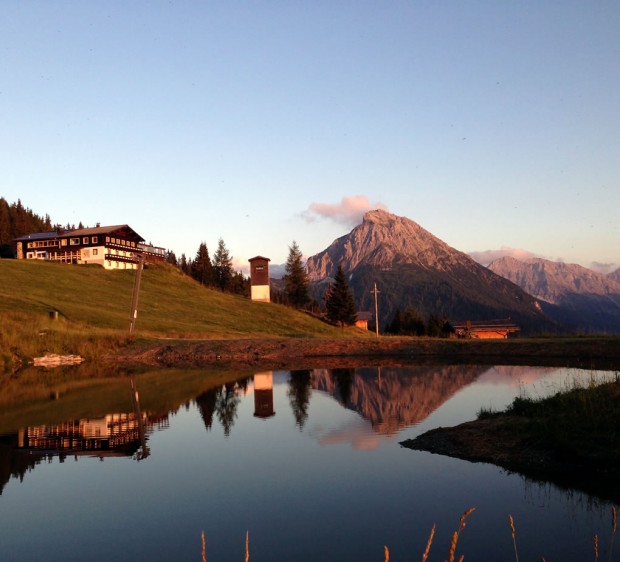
93 249 98 256
106 236 110 243
70 238 79 245
27 242 33 248
83 237 89 244
92 236 98 244
61 239 67 246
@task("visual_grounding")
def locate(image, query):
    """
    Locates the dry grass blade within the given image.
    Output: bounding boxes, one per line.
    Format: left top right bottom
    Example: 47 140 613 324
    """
201 531 206 562
384 545 390 562
421 524 436 562
447 507 476 562
245 531 250 562
609 506 617 562
594 534 599 561
447 531 459 562
509 514 519 562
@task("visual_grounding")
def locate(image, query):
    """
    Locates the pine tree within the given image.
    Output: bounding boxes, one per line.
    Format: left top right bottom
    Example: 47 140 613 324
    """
212 238 234 292
191 242 214 286
180 253 191 275
325 264 357 326
283 241 310 309
165 250 178 267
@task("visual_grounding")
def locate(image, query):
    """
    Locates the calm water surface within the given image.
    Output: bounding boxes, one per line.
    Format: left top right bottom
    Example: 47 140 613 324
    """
0 364 617 561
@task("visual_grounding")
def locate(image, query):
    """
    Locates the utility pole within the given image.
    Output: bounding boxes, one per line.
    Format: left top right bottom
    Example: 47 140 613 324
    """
371 282 380 337
128 253 145 336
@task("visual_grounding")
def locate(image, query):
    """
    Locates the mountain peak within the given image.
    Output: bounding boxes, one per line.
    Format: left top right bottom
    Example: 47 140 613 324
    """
306 210 457 280
362 208 396 225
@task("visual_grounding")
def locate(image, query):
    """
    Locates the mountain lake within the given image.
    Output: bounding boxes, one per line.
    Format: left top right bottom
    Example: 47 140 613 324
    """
0 362 617 561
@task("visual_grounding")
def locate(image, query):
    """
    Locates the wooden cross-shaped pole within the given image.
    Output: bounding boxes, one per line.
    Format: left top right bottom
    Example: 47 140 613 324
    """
371 282 380 337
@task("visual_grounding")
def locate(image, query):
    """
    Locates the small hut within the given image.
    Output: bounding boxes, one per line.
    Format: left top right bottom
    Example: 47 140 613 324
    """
248 256 271 302
449 319 520 339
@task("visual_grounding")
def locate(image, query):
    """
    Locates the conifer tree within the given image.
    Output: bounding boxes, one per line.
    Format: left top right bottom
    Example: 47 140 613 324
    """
165 250 178 267
325 264 357 326
212 238 234 292
283 241 310 309
191 242 214 286
180 253 190 275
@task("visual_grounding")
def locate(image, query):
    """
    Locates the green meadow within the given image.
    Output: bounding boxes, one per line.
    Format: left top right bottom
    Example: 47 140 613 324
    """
0 259 360 370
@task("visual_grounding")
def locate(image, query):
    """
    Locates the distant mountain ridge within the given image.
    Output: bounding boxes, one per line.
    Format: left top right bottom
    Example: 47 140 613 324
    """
488 256 620 333
305 210 553 334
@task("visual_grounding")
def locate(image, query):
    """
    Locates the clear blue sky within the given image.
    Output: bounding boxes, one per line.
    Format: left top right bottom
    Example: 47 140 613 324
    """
2 1 619 273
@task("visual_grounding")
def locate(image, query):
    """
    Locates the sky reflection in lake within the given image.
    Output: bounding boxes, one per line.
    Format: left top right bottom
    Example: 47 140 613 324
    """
0 364 616 562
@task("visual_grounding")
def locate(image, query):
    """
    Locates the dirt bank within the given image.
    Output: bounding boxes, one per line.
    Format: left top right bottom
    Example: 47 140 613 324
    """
104 336 620 371
402 416 620 503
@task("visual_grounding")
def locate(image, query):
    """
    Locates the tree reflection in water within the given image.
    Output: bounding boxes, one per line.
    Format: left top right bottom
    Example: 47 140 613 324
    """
287 370 312 430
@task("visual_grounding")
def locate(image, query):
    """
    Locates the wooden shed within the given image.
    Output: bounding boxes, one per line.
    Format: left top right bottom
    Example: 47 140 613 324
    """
449 319 520 339
248 256 271 302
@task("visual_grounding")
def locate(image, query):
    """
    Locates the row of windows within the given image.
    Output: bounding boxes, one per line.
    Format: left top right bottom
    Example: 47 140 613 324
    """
105 236 136 248
24 235 138 251
69 236 99 246
27 240 58 249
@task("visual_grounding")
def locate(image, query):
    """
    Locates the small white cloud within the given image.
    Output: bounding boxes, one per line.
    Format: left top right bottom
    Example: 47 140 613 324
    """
589 261 619 274
303 195 388 228
468 246 538 266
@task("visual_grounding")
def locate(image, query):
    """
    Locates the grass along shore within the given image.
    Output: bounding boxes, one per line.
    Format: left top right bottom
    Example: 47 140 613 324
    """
402 374 620 502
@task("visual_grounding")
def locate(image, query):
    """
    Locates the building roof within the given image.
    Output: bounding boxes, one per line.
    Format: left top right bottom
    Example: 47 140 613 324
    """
14 231 60 242
58 224 144 241
356 311 373 321
14 224 144 243
449 319 520 331
249 255 271 262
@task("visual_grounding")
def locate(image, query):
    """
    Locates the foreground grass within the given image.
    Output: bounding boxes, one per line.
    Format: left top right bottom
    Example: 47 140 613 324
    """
201 506 618 561
0 259 364 370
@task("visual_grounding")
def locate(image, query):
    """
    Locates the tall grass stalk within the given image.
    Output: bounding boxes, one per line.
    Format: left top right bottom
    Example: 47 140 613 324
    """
608 506 617 562
421 524 435 562
201 531 207 562
509 514 519 562
447 507 475 562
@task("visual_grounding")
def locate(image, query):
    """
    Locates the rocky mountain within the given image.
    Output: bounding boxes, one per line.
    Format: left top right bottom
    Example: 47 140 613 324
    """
610 268 620 284
305 210 554 334
488 256 620 333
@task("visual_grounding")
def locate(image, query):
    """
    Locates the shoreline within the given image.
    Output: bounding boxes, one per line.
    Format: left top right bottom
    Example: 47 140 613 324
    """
104 335 620 371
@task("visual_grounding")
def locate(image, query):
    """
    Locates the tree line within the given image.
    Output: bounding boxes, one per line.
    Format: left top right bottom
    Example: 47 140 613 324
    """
0 197 53 257
165 239 249 296
384 307 452 337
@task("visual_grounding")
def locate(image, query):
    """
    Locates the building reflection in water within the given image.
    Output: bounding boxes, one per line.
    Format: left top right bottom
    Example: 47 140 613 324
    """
253 372 275 419
15 379 160 461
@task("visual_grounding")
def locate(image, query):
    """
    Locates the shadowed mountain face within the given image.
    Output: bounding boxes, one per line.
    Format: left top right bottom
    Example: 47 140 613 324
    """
305 210 553 334
609 268 620 285
489 256 620 333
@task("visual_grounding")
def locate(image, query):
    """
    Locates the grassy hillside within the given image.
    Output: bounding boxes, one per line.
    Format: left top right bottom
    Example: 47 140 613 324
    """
0 260 363 368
